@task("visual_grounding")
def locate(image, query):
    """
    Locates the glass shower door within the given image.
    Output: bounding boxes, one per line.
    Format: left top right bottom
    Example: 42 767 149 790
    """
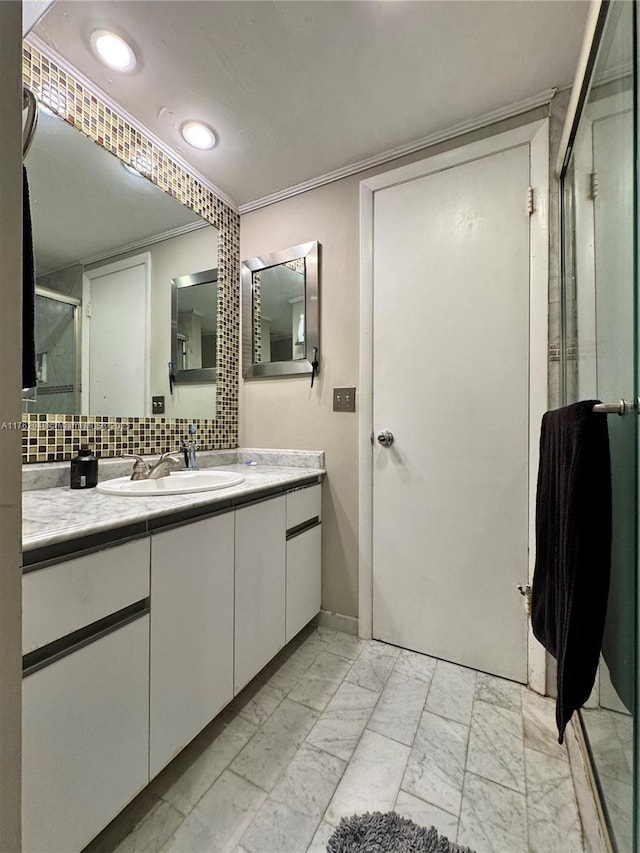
561 2 637 849
32 290 79 415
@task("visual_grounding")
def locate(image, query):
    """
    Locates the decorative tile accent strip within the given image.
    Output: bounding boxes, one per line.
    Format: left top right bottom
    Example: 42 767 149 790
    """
20 414 227 464
253 271 262 363
284 258 305 275
22 41 240 463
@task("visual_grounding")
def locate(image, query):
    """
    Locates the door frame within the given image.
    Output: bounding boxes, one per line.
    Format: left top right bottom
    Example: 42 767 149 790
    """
358 119 549 692
82 252 152 416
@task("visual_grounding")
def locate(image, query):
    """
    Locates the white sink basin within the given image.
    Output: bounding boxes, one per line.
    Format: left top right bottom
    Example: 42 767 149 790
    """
96 470 245 496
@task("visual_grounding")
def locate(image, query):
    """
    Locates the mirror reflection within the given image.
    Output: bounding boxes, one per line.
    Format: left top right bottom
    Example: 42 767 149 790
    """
25 106 218 418
172 269 218 381
242 241 320 379
253 261 305 364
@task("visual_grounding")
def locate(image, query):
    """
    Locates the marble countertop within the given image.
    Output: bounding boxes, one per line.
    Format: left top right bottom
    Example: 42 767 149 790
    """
23 457 325 555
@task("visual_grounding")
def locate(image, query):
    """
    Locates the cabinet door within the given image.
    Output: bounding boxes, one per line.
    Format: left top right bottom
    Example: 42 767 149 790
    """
23 616 149 853
235 496 286 693
23 537 150 654
286 523 322 643
150 512 234 778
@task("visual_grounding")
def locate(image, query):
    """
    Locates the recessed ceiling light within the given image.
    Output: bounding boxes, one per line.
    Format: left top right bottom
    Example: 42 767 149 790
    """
181 121 216 150
90 29 137 73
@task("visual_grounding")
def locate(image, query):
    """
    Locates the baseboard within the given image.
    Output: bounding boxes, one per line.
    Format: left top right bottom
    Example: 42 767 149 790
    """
315 610 359 636
565 715 613 853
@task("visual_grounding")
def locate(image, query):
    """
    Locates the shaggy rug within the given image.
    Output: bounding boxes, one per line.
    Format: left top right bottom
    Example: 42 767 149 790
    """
327 811 475 853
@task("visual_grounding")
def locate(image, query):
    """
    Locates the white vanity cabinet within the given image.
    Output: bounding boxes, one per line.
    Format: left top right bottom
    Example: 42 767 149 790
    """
150 512 234 778
286 485 322 642
22 538 150 853
234 495 286 693
21 474 323 851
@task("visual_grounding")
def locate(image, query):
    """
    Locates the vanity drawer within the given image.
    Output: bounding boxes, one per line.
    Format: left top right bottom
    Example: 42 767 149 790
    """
286 484 321 531
23 537 150 654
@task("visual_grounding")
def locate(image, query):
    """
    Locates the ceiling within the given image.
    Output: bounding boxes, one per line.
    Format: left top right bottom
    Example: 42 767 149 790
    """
28 107 206 275
33 1 590 209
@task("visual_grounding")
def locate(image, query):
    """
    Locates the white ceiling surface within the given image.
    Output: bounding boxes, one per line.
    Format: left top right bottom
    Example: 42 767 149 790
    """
28 108 204 275
34 1 590 208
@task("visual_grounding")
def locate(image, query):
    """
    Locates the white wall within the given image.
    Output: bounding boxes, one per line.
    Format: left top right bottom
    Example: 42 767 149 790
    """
241 105 553 621
86 224 219 419
241 180 360 619
0 3 23 846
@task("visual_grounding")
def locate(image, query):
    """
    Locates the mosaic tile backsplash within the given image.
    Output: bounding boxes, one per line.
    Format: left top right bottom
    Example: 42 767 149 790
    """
20 414 223 464
22 41 240 463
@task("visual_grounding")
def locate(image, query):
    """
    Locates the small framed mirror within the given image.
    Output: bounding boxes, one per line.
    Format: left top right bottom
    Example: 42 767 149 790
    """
242 241 320 378
171 268 218 384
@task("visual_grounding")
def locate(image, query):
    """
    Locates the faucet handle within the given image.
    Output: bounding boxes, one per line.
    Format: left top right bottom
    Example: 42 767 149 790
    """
159 450 183 462
123 454 150 480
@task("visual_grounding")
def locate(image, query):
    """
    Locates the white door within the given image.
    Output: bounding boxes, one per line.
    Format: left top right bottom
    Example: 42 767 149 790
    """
82 253 150 416
371 139 538 683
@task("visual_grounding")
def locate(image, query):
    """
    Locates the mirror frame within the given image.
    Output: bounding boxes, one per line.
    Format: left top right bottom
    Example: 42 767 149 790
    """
242 241 320 378
171 268 219 384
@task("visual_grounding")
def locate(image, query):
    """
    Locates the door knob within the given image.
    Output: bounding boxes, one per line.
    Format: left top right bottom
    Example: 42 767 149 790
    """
377 430 394 447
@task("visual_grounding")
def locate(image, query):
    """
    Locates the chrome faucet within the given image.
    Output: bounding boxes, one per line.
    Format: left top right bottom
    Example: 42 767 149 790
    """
124 452 183 481
148 452 183 479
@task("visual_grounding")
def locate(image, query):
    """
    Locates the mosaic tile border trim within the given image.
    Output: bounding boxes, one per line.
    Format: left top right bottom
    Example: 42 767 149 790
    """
22 41 240 464
19 414 226 464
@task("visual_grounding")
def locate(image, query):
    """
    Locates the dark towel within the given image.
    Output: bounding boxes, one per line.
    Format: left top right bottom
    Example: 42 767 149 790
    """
23 166 36 390
531 401 612 743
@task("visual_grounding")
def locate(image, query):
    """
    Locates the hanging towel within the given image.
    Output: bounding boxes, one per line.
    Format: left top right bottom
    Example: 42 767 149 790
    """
531 400 612 743
23 167 36 390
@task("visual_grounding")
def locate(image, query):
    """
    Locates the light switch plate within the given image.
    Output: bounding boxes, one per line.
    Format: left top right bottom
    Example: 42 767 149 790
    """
152 396 165 414
333 387 356 412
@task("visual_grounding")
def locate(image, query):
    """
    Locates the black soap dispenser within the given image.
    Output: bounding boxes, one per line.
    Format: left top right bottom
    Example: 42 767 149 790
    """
70 445 98 489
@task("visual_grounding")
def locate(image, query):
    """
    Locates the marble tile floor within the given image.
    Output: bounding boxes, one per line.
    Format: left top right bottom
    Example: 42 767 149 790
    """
85 627 586 853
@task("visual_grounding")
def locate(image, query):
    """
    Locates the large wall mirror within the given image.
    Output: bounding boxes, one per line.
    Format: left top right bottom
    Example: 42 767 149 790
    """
25 105 219 419
242 241 320 378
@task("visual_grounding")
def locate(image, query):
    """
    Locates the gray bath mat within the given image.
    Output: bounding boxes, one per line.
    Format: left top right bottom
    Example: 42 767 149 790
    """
327 811 475 853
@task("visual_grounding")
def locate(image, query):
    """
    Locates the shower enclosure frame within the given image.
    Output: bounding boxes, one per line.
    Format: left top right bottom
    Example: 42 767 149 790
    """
34 286 81 414
558 0 639 849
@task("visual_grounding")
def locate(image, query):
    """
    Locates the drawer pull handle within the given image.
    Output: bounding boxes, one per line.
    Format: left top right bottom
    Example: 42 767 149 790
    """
286 517 321 541
23 599 149 678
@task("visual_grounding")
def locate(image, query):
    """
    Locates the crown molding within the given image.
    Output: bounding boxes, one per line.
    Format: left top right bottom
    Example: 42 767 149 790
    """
81 219 209 268
239 87 557 214
25 33 239 213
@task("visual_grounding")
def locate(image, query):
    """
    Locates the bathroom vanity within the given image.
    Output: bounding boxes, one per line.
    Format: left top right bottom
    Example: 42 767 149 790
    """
21 452 324 853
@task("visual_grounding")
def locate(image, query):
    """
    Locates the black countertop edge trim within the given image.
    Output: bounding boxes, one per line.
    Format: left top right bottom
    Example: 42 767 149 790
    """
147 499 234 531
23 598 149 678
23 522 148 572
284 477 322 492
23 476 323 569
